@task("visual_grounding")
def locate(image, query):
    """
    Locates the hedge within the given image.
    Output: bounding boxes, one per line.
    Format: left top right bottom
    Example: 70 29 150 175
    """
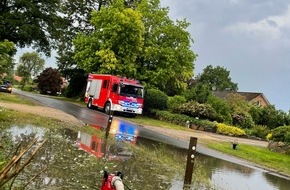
155 110 216 132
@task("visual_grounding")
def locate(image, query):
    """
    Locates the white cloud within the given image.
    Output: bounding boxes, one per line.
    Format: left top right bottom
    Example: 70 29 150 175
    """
229 0 239 4
226 4 290 41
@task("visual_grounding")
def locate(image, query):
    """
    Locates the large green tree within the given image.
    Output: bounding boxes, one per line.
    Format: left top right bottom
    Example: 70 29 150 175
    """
136 0 196 95
0 40 16 75
73 0 196 95
195 65 238 91
56 0 101 73
17 52 45 89
57 0 140 73
0 0 69 56
73 0 144 77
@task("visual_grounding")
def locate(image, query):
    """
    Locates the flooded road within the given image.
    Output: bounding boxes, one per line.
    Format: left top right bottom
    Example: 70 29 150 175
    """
8 90 290 189
3 123 290 190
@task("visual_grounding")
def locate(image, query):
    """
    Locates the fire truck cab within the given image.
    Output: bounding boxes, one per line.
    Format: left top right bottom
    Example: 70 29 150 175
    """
85 74 144 116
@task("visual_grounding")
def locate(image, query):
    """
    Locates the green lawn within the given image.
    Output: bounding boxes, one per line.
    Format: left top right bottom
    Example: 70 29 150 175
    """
0 92 36 105
206 142 290 176
125 115 190 131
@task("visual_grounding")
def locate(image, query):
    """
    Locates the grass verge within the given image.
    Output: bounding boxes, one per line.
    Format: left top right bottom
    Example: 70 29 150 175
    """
125 115 190 131
206 141 290 176
0 92 36 105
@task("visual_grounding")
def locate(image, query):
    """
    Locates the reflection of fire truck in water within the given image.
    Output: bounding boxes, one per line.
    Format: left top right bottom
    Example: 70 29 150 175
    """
85 74 144 116
76 120 138 160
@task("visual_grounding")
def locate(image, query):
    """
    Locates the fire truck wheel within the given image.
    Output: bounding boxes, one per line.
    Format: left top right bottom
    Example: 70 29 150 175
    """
104 102 111 115
87 99 93 109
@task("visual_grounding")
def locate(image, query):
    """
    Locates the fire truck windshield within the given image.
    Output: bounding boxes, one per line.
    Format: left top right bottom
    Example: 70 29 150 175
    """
119 84 143 98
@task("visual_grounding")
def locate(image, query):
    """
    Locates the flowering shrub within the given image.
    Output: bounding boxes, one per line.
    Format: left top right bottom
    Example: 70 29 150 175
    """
216 123 246 137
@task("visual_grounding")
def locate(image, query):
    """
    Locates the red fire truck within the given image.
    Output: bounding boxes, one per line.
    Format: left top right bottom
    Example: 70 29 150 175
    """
84 74 144 116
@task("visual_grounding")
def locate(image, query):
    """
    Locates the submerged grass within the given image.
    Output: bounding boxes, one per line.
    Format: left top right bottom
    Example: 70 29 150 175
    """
129 142 211 189
206 141 290 176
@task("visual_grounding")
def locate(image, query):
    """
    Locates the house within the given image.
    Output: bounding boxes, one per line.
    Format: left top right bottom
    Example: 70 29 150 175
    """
212 91 270 107
13 75 22 82
1 73 23 83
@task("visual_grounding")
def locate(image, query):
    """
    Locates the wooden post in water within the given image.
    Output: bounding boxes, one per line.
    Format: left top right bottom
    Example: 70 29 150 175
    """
183 137 197 189
103 111 114 157
105 114 113 139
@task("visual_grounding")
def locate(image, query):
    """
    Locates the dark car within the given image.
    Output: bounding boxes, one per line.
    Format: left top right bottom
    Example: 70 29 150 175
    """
0 80 13 93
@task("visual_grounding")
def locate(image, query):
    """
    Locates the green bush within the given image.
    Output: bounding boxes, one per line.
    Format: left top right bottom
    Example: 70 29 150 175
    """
168 95 186 111
206 95 232 124
155 110 192 126
246 125 270 140
144 89 168 111
191 119 217 132
175 101 222 122
22 85 37 92
270 126 290 144
155 110 216 132
216 123 246 137
232 111 254 129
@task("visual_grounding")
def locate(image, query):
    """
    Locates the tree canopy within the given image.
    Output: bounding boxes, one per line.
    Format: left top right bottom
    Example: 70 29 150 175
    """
0 0 69 56
55 0 101 72
36 67 63 95
136 0 196 95
17 52 45 89
73 0 196 95
195 65 238 91
73 0 145 77
0 40 16 74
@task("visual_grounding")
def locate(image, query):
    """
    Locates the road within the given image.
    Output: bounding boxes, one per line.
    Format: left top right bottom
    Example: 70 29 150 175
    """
13 89 188 148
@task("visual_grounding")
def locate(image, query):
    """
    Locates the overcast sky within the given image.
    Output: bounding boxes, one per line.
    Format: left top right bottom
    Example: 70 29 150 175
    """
160 0 290 112
15 0 290 112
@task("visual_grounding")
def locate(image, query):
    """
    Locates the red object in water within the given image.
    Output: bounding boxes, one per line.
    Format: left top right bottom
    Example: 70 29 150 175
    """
101 171 124 190
101 174 115 190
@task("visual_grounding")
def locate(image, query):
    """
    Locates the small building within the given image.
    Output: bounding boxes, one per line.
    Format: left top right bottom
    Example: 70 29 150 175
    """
212 91 270 107
13 75 22 82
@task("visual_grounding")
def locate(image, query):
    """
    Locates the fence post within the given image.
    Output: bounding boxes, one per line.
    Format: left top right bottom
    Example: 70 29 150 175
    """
183 137 197 189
